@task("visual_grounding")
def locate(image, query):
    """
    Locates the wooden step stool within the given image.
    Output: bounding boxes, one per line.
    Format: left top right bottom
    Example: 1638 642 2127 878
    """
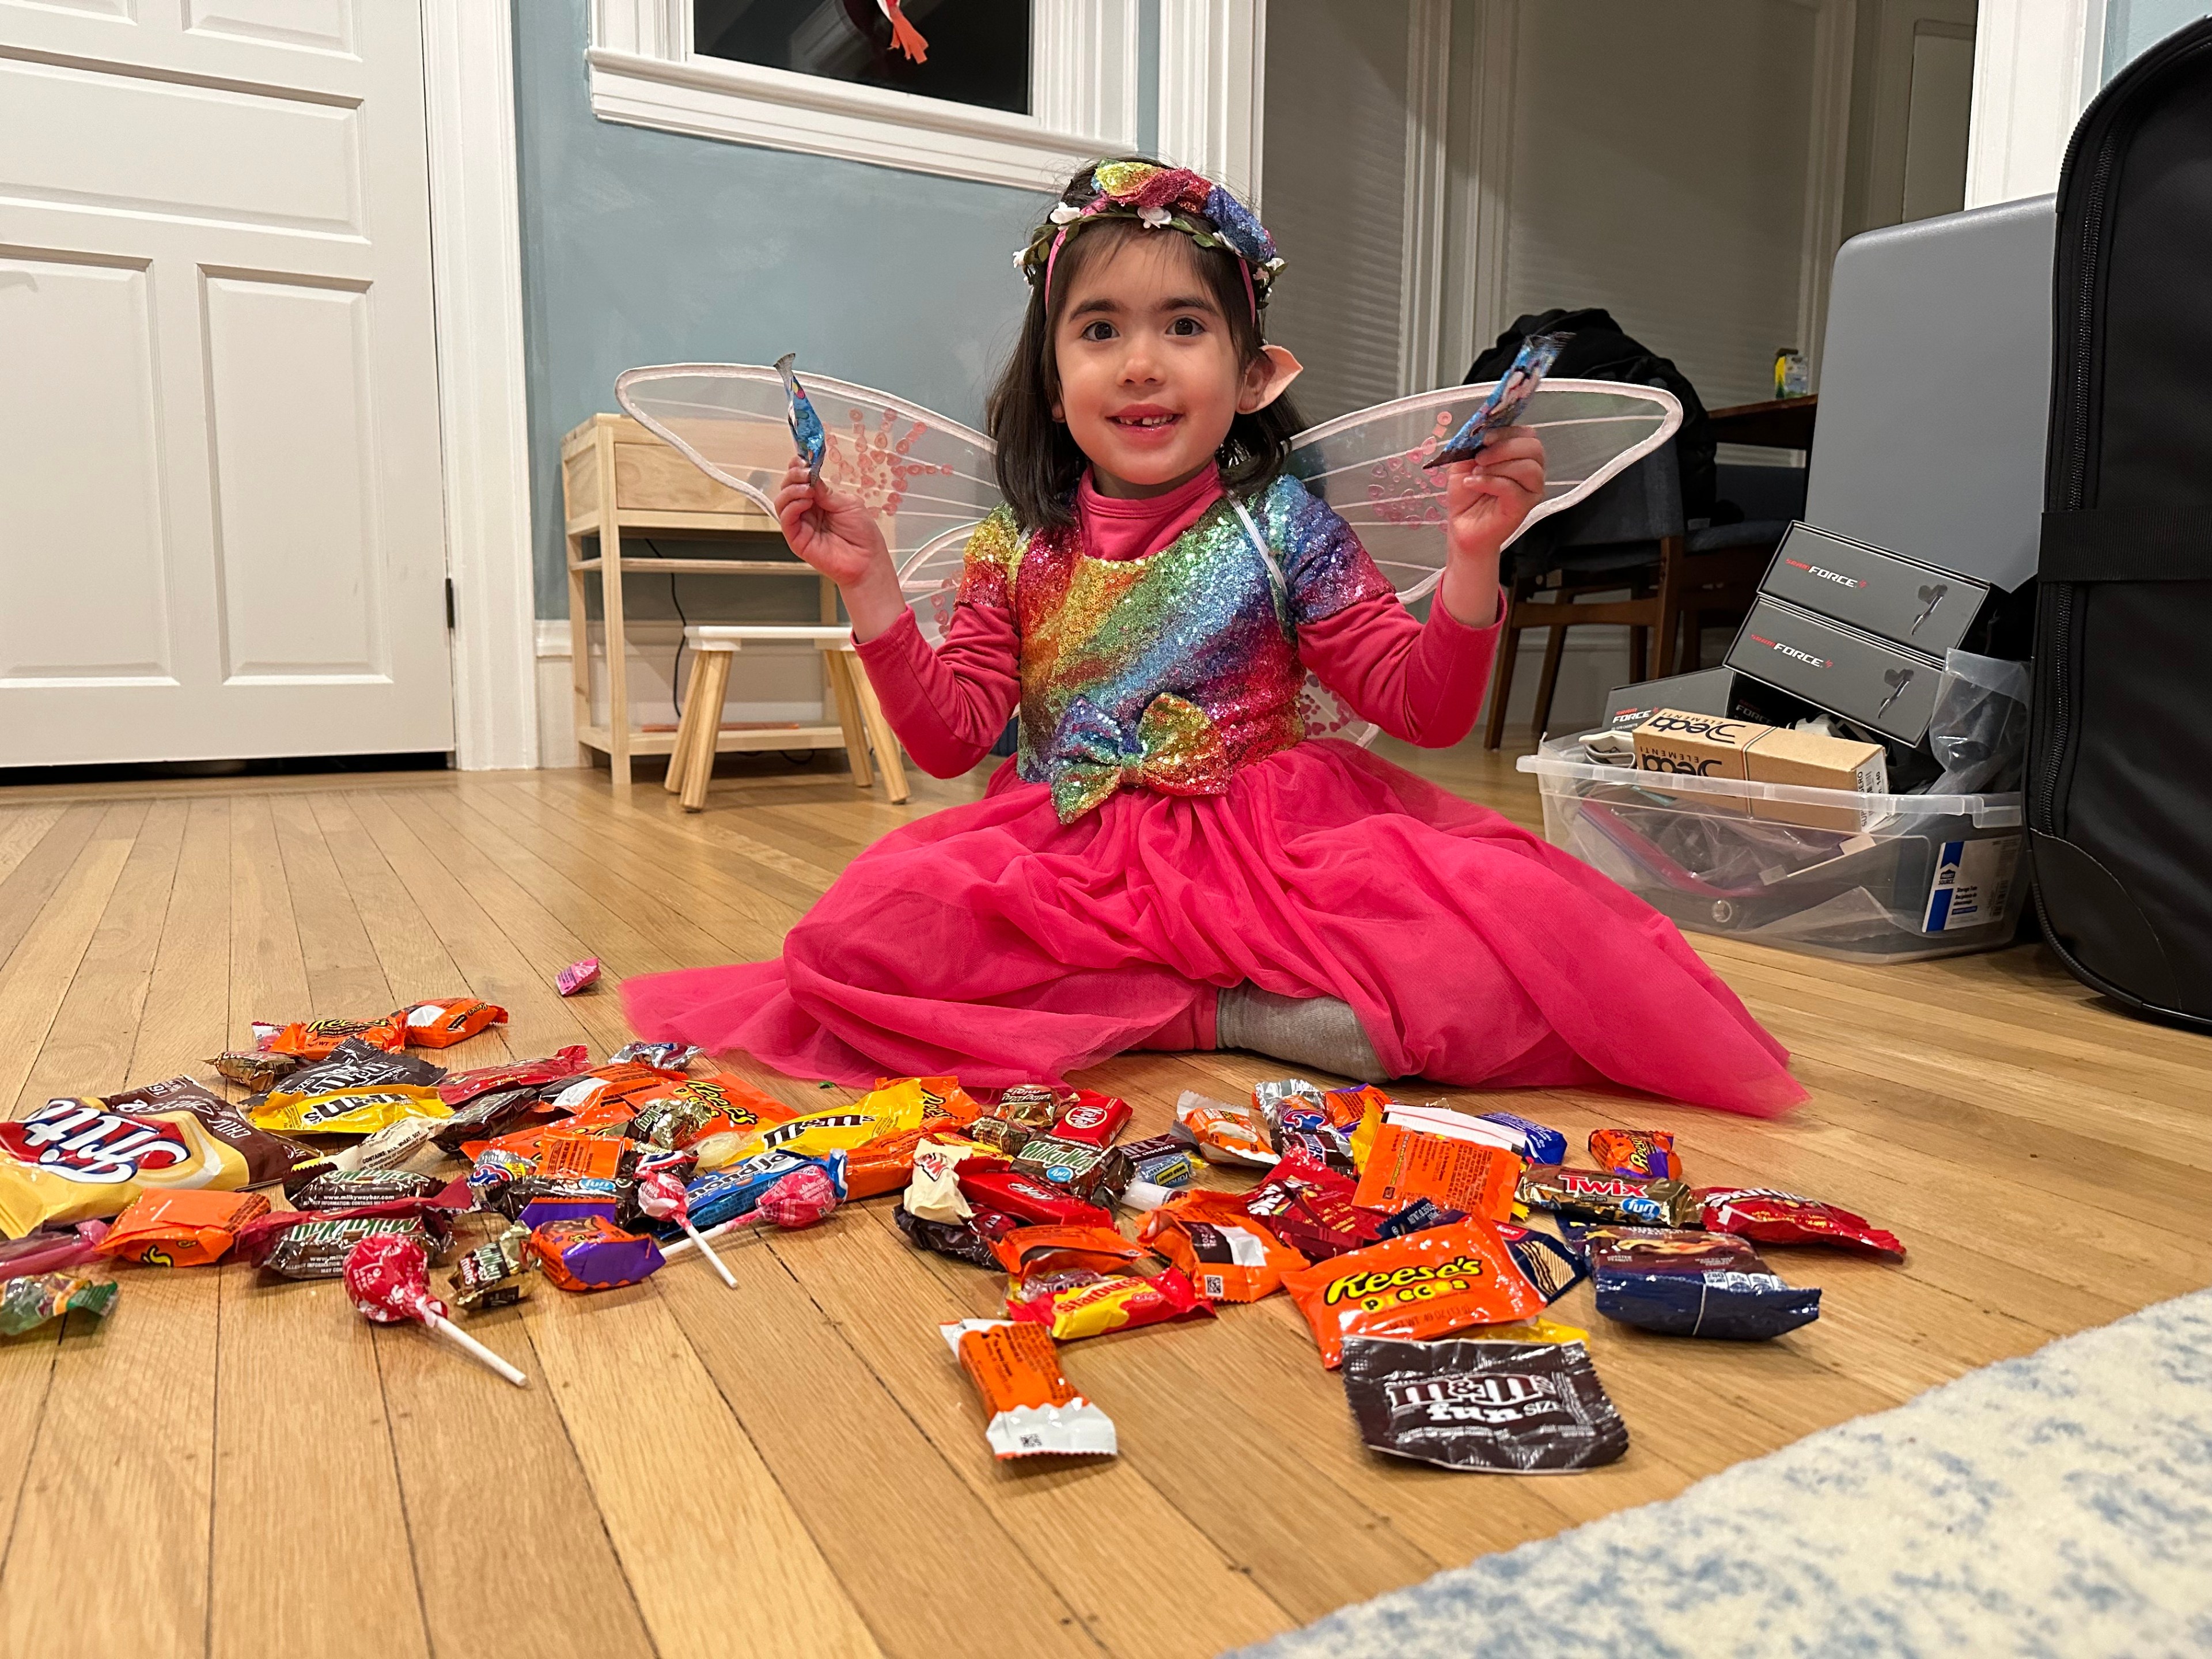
662 626 910 810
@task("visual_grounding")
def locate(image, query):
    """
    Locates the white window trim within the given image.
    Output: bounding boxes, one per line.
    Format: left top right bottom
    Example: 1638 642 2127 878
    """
588 0 1140 192
1154 0 1266 201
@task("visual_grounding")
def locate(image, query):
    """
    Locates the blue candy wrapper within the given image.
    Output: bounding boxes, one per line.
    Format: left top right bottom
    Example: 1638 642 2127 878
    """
1424 332 1569 469
775 351 827 480
679 1148 847 1233
1476 1111 1566 1165
1589 1226 1820 1340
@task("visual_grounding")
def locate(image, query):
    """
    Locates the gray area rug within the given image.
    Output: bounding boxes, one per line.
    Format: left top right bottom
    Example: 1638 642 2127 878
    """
1230 1287 2212 1658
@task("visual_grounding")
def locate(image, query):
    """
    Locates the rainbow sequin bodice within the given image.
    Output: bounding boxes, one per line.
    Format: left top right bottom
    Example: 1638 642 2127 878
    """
957 475 1392 821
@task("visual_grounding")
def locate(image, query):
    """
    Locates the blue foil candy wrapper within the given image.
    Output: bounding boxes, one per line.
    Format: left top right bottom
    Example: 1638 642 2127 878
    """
680 1149 847 1233
1476 1111 1566 1165
1425 332 1569 468
775 351 827 480
1589 1227 1821 1340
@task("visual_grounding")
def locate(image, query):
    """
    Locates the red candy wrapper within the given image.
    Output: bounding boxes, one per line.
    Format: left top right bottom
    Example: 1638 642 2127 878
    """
1696 1186 1906 1260
556 959 601 997
344 1232 529 1386
1007 1263 1212 1341
1589 1128 1679 1181
956 1168 1115 1230
1243 1149 1380 1260
438 1046 590 1107
753 1164 840 1229
1051 1091 1131 1149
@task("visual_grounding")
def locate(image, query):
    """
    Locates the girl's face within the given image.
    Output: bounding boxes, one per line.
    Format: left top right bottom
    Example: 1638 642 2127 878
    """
1050 232 1296 497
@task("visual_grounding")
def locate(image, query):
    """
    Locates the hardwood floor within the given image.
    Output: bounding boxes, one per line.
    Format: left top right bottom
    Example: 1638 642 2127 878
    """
1 740 2206 1659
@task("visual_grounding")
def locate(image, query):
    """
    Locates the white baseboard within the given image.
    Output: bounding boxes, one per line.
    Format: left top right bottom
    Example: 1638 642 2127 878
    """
536 619 834 767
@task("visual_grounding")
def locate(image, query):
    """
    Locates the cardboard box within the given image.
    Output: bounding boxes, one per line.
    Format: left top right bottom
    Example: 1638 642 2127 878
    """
1762 523 1992 654
1631 709 1768 780
1743 725 1888 831
1725 596 1946 743
1601 666 1738 732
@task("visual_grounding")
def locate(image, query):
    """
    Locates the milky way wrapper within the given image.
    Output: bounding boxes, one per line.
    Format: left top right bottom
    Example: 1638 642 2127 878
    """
1589 1227 1821 1340
1340 1335 1628 1474
895 1206 1019 1270
0 1080 315 1238
1516 1166 1697 1230
942 1319 1116 1460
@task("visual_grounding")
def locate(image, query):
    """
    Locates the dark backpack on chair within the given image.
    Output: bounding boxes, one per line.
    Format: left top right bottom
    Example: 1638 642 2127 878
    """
2032 16 2212 1029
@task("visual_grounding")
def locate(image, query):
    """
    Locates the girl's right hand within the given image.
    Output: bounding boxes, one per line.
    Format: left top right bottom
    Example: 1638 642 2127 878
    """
774 457 891 588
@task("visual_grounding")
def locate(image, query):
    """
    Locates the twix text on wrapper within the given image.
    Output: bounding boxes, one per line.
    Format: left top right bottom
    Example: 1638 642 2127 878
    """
1517 1166 1697 1229
941 1319 1116 1459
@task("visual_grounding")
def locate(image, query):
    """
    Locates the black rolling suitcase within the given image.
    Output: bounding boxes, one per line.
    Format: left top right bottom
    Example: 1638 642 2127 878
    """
2033 17 2212 1028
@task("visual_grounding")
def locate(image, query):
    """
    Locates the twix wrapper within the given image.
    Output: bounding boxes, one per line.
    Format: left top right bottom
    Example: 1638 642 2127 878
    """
941 1318 1116 1459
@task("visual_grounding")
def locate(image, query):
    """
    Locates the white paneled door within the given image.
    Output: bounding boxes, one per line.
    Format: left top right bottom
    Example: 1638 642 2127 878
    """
0 0 453 766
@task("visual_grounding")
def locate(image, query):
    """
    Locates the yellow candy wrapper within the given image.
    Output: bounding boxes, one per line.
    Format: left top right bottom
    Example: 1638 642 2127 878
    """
248 1085 450 1137
693 1075 940 1171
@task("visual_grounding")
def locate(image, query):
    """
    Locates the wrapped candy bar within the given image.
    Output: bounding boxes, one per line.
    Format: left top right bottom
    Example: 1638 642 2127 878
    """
289 1169 444 1211
528 1215 664 1292
895 1207 1017 1270
1476 1111 1567 1166
1696 1186 1906 1259
957 1168 1113 1230
1244 1150 1380 1261
430 1086 544 1154
1117 1134 1194 1190
447 1224 536 1313
1517 1166 1697 1229
1138 1190 1306 1302
1589 1128 1679 1181
1010 1135 1129 1205
1252 1078 1326 1117
396 998 509 1049
990 1225 1149 1279
1340 1334 1627 1474
1494 1221 1587 1304
254 1016 405 1060
942 1318 1116 1460
266 1039 446 1100
609 1040 700 1069
0 1271 118 1337
249 1085 450 1137
98 1190 270 1267
436 1046 590 1107
1173 1090 1274 1168
1007 1262 1211 1342
628 1074 791 1152
208 1050 301 1091
995 1084 1063 1131
238 1199 459 1280
0 1079 315 1237
1350 1123 1522 1223
555 958 601 997
344 1233 527 1386
1282 1221 1548 1369
1051 1091 1131 1149
1588 1227 1821 1339
969 1117 1030 1156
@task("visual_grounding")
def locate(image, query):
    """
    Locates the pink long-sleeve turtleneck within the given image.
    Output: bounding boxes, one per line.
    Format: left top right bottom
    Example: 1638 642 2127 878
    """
854 467 1503 778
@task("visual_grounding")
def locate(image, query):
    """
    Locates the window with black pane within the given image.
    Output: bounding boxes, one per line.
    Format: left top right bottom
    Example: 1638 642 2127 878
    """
695 1 1032 115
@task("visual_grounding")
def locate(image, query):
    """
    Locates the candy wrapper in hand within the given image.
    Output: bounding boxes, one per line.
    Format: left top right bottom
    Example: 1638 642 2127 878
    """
1138 1190 1307 1302
397 998 509 1050
1007 1263 1211 1342
0 1270 118 1337
775 351 827 479
1283 1221 1548 1369
0 1078 315 1237
943 1318 1116 1460
529 1215 664 1291
555 959 600 997
1173 1090 1274 1168
254 1016 406 1060
1589 1128 1679 1181
1423 331 1569 469
1696 1187 1906 1260
1589 1227 1820 1340
1341 1334 1628 1474
437 1047 592 1107
99 1190 270 1267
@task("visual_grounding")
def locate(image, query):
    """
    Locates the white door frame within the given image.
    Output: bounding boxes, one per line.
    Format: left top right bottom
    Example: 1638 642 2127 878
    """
423 0 538 771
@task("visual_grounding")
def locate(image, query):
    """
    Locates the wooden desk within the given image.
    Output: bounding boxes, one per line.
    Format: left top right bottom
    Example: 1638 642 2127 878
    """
1707 395 1817 451
560 413 849 799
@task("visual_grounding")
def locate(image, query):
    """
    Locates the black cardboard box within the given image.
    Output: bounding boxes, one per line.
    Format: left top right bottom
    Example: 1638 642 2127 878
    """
1725 597 1946 744
1600 666 1738 732
1762 522 1992 654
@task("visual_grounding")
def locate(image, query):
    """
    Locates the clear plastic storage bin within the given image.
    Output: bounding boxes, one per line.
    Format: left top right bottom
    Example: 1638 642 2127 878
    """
1517 740 2027 962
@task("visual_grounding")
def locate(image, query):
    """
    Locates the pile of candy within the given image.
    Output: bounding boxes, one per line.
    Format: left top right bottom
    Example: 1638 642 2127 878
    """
0 1002 1904 1469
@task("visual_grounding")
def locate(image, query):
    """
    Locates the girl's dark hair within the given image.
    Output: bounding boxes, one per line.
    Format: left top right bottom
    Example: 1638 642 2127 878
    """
987 158 1304 531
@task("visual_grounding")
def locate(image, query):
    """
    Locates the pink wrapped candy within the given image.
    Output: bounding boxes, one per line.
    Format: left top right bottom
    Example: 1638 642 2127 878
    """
555 959 601 997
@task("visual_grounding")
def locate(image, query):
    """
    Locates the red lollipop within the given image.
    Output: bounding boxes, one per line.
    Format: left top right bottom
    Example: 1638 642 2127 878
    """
637 1169 735 1289
662 1164 843 1263
343 1232 527 1387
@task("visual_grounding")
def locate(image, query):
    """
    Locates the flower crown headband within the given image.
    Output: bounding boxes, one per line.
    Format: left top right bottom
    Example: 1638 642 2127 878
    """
1016 161 1284 320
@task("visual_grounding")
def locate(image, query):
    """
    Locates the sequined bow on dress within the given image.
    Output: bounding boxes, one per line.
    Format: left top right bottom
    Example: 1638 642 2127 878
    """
1045 694 1232 822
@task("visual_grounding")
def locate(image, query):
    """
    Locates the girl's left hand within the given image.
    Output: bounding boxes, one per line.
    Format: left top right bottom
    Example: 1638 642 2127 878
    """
1444 429 1546 566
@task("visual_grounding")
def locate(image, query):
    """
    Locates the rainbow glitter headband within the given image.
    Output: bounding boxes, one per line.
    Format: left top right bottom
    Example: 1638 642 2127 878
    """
1015 161 1283 317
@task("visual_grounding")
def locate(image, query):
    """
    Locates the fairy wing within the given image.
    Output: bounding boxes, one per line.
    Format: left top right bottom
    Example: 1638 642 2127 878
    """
613 362 998 642
1283 378 1683 745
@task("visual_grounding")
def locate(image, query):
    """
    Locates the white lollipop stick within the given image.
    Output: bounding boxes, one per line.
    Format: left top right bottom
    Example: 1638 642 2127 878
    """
661 1214 744 1259
422 1310 529 1388
681 1219 737 1289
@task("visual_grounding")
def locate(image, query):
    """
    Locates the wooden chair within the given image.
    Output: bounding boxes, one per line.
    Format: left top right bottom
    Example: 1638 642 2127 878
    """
661 625 910 811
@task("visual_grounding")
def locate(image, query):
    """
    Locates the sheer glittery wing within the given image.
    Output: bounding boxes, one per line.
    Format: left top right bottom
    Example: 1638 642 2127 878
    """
1289 379 1684 603
614 363 999 639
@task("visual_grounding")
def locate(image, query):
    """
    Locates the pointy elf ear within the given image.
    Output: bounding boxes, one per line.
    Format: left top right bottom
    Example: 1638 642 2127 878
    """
1238 345 1304 413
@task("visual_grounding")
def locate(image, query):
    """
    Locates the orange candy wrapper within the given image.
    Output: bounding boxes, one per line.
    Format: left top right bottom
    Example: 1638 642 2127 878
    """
990 1225 1148 1279
1137 1189 1308 1302
1282 1222 1548 1369
1007 1263 1212 1341
397 998 509 1049
254 1017 405 1060
941 1319 1116 1459
1350 1123 1523 1222
99 1190 272 1267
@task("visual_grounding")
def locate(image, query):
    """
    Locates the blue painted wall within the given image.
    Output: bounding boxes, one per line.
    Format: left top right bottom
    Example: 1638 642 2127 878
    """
513 0 1052 616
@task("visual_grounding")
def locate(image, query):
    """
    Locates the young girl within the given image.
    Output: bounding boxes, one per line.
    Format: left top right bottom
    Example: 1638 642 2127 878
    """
624 160 1803 1116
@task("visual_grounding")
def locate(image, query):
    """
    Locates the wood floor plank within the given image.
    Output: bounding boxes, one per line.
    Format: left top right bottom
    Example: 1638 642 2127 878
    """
0 804 141 1117
130 800 233 1089
0 804 103 981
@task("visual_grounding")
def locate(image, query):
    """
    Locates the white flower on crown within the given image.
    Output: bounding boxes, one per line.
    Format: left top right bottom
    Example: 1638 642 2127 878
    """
1264 256 1286 273
1049 203 1084 225
1137 204 1172 229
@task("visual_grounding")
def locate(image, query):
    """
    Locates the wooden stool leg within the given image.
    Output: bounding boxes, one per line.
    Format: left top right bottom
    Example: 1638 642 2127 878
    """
1653 535 1686 679
1483 574 1533 750
1531 619 1570 743
664 650 711 794
823 650 874 790
680 652 732 812
847 657 910 804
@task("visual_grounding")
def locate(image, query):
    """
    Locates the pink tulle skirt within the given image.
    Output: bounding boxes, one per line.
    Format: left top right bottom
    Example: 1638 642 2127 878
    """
622 741 1805 1116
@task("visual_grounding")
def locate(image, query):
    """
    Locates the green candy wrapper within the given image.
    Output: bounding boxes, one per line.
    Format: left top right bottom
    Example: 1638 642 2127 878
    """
0 1271 118 1336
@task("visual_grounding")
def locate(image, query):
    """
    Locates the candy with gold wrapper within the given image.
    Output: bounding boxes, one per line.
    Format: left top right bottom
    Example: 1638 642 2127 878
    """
1516 1165 1696 1229
448 1223 535 1313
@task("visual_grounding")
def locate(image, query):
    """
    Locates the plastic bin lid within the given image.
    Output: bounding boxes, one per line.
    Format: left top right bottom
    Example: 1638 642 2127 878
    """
1516 745 2023 830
